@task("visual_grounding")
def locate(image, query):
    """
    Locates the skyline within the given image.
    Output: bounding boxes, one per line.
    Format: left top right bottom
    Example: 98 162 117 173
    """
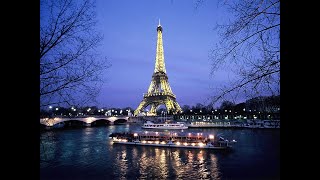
93 0 235 108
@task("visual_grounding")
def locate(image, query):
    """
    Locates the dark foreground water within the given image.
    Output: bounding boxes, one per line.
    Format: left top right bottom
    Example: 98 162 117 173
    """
40 124 280 180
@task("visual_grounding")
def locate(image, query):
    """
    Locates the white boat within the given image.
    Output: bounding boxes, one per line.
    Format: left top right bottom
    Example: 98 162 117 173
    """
188 121 232 128
142 121 188 129
109 132 236 150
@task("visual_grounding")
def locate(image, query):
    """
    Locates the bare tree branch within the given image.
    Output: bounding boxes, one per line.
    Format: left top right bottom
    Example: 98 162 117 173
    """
40 0 110 107
208 0 280 104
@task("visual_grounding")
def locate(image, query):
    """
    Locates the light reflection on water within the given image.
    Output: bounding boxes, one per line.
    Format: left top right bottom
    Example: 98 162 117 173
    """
110 145 220 179
159 149 169 178
40 124 280 180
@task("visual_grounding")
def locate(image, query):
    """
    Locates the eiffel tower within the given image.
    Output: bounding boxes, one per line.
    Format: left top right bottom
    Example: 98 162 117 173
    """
134 20 182 116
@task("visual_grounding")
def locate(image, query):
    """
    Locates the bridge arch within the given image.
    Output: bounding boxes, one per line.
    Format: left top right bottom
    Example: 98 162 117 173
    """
114 119 127 125
90 119 111 127
61 120 87 128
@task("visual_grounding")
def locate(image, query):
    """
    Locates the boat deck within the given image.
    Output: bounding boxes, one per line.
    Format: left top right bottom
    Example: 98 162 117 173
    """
112 141 231 150
110 131 236 150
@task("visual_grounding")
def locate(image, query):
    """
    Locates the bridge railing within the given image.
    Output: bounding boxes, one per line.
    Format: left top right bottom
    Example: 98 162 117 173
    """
40 115 130 119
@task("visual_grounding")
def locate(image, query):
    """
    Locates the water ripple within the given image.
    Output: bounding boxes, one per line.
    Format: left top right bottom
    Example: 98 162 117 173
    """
40 125 280 180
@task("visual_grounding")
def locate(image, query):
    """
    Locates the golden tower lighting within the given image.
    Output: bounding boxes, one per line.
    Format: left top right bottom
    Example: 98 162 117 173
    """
134 20 182 116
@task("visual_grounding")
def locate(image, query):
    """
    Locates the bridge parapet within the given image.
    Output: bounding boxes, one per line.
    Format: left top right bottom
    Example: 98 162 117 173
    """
40 116 130 126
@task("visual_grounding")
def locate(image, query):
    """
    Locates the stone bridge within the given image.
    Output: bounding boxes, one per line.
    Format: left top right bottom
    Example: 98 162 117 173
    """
40 116 130 127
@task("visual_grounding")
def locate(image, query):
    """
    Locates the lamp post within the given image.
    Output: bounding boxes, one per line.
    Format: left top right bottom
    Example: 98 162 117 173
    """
47 106 53 117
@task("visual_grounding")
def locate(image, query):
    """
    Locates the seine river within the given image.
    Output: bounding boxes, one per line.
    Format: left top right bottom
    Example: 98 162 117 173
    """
40 124 280 180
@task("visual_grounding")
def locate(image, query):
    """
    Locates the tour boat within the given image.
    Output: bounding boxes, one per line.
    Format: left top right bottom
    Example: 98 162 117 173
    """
188 121 232 128
142 121 188 129
109 131 236 150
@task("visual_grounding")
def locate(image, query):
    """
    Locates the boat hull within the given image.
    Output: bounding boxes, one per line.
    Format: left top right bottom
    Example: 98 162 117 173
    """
188 125 232 128
142 126 188 130
112 141 230 150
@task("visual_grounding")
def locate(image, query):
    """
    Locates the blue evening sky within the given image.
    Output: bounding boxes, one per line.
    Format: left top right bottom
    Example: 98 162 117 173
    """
95 0 232 108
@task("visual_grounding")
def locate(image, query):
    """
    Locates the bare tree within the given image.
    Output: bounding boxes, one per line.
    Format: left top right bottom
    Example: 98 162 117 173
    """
209 0 280 104
40 0 109 108
220 100 235 110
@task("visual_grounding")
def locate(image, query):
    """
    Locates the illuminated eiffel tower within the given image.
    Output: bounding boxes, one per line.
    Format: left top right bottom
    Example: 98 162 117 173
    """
134 20 182 116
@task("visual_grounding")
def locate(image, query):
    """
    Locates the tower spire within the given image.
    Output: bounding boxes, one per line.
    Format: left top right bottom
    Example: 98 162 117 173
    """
155 19 165 73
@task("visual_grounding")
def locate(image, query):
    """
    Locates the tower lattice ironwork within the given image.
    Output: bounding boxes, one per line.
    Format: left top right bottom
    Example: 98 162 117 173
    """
134 20 182 116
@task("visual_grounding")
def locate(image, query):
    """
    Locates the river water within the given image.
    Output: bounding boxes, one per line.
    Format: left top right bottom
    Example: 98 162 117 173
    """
40 124 280 180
